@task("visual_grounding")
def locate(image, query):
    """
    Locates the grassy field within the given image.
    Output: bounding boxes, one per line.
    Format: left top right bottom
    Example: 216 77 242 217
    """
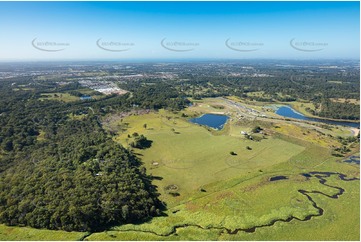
1 97 359 240
86 158 359 240
288 101 317 116
36 130 46 141
114 111 305 206
39 89 105 102
39 93 80 102
0 224 86 241
98 98 359 240
330 98 360 105
269 122 339 148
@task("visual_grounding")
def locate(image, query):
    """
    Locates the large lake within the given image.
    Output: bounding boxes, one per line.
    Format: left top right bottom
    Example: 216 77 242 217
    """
190 113 229 130
276 106 360 128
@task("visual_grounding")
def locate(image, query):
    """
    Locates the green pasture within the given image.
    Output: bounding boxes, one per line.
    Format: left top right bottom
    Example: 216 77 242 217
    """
0 224 86 241
113 109 305 203
39 93 80 102
39 89 105 102
104 101 359 240
89 161 359 241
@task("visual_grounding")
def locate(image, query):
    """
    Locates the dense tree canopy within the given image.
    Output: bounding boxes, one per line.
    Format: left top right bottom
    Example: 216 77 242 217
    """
0 79 169 232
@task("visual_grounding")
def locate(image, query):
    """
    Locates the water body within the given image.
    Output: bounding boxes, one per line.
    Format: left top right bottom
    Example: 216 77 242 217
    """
302 173 312 178
344 155 360 165
80 95 92 100
269 176 288 181
190 113 229 130
276 106 360 128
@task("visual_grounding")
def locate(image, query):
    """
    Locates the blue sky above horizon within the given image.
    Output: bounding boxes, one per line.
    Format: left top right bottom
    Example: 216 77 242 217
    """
0 1 359 61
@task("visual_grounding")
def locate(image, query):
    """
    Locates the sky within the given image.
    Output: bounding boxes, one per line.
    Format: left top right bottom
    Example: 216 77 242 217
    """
0 1 359 61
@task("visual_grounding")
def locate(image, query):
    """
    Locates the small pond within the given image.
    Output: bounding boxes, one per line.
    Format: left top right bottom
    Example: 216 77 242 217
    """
344 155 360 165
80 95 92 100
189 113 229 130
269 176 288 181
276 106 359 128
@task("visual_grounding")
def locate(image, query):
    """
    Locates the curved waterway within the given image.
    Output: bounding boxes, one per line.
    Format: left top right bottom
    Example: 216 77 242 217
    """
113 172 359 237
276 106 359 128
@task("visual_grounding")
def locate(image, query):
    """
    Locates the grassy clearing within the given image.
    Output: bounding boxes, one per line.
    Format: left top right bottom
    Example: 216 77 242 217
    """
187 98 232 115
39 89 105 103
13 87 35 91
332 126 359 137
330 98 360 105
113 109 305 205
102 98 359 240
109 165 358 240
288 101 317 117
269 122 339 148
85 230 169 241
220 175 360 241
36 130 46 141
0 224 86 241
247 91 271 98
39 93 80 102
68 113 88 120
86 227 221 241
327 80 343 84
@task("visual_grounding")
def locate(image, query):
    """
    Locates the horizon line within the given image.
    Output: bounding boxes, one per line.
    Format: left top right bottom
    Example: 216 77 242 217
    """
0 58 359 63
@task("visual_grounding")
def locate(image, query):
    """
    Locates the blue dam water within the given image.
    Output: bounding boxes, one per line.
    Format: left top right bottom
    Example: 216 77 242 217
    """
276 106 359 128
190 113 229 130
344 155 360 165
